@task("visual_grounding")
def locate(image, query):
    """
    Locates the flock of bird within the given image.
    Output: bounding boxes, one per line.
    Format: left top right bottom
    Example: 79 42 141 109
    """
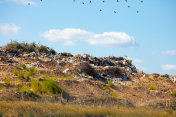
73 0 144 14
27 0 143 14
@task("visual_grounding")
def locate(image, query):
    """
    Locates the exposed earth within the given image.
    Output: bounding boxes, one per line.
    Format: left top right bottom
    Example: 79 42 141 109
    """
0 51 176 110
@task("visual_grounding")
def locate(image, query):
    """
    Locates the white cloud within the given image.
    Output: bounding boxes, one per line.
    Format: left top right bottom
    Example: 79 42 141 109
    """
162 50 176 56
41 28 137 47
7 0 36 5
162 64 176 71
0 23 21 35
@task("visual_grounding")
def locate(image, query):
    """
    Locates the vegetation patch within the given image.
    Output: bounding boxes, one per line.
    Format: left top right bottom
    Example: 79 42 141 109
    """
149 84 156 90
31 79 62 94
0 101 175 117
111 91 123 100
3 41 56 55
4 76 10 86
13 67 37 80
172 90 176 96
108 80 114 87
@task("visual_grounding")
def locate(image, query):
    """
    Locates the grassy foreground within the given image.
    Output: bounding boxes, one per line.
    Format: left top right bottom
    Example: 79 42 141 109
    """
0 101 175 117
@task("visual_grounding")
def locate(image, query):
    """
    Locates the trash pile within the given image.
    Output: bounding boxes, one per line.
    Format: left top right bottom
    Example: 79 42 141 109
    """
0 46 175 84
53 53 140 83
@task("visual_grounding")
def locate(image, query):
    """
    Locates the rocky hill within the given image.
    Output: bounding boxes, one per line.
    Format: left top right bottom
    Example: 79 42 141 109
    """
0 42 176 109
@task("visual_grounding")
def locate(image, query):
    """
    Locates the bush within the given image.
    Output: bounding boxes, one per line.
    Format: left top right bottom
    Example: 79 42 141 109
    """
17 63 26 69
25 42 37 53
27 67 37 76
3 41 56 55
172 90 176 96
105 88 109 93
13 69 18 76
3 41 37 53
41 79 62 94
17 71 25 78
149 84 156 90
3 41 21 53
13 68 37 79
4 76 10 85
18 84 31 93
39 45 48 54
31 79 62 94
108 80 114 87
24 72 31 80
31 80 41 93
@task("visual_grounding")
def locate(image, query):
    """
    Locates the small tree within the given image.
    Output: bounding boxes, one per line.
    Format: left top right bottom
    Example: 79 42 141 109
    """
39 45 48 54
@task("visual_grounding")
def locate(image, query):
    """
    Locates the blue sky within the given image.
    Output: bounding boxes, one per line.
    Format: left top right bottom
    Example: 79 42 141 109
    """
0 0 176 75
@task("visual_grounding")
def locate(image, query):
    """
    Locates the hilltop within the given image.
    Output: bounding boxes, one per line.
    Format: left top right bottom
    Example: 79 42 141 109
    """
0 41 176 116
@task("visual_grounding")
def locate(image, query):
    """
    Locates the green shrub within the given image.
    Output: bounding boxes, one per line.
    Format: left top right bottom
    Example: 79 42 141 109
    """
31 79 62 94
17 63 26 69
13 68 36 80
27 67 37 76
3 41 56 55
172 90 176 96
149 84 156 90
13 69 25 78
13 69 18 76
4 76 10 85
17 71 25 78
18 84 31 93
39 45 48 54
25 42 37 53
3 41 21 53
41 79 62 94
105 88 109 93
108 80 114 87
24 72 31 80
31 80 41 93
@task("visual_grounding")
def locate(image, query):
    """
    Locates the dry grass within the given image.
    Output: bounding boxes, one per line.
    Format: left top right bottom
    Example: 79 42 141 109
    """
0 101 175 117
